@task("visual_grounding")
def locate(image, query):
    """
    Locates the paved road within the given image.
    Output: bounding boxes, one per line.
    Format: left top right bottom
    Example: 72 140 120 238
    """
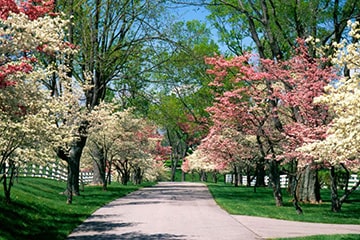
67 182 360 240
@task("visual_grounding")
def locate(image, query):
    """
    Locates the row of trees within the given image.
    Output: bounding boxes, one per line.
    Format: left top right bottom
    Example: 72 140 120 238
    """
184 36 360 212
0 0 218 204
1 0 360 214
0 0 174 204
177 0 360 213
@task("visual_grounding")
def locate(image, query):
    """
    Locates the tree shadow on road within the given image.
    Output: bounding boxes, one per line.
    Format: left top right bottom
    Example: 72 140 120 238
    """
70 221 134 233
114 183 212 203
67 232 188 239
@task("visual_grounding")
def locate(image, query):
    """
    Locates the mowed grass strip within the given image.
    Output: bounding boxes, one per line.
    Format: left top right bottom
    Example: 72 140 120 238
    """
207 183 360 224
277 234 360 240
0 177 154 240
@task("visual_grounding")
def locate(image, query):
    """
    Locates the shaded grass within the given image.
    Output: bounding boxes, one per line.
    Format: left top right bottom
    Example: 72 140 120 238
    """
0 177 154 240
207 183 360 224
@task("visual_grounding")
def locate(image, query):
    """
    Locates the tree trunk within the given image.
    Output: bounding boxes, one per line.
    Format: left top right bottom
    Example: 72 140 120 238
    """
91 146 106 187
121 171 130 185
92 160 103 185
330 166 341 212
3 174 11 204
291 174 303 214
66 164 73 204
68 137 86 196
170 157 179 182
57 122 88 204
296 164 321 203
133 166 143 185
106 162 112 186
255 163 266 187
233 165 238 187
200 170 207 182
212 171 218 183
115 160 131 185
2 161 16 204
287 159 297 194
246 172 252 187
181 171 186 181
269 160 283 206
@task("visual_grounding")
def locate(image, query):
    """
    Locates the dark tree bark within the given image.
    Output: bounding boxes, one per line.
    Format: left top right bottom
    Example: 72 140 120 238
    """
57 121 88 204
233 165 238 187
255 162 266 187
90 145 107 189
170 157 180 182
268 160 283 207
133 166 143 185
181 171 186 181
330 166 341 212
1 161 16 204
329 165 360 212
212 171 218 183
200 170 207 182
114 159 131 185
296 164 321 204
289 170 303 214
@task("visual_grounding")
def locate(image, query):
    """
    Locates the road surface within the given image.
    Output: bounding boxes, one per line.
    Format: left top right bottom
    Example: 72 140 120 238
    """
67 182 360 240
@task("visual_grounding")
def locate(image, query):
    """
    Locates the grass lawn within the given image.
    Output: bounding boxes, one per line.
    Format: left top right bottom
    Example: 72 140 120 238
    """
207 183 360 240
207 183 360 224
276 234 360 240
1 176 359 240
0 177 154 240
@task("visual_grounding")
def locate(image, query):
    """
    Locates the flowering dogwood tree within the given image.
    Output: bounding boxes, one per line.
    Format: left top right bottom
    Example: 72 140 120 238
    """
184 126 258 184
203 41 335 207
0 1 78 203
83 102 170 187
300 21 360 212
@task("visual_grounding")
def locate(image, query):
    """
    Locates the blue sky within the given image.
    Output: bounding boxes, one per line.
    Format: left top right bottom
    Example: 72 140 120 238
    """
172 5 228 53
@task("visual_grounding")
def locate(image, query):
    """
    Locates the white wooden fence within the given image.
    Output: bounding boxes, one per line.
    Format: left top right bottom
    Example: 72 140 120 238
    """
11 164 360 189
225 174 359 190
17 164 94 184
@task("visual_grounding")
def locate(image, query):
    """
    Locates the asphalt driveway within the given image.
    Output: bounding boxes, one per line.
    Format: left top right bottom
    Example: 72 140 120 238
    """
67 182 360 240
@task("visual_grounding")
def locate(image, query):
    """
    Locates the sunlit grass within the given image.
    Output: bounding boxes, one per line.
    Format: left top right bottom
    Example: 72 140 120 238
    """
276 234 360 240
207 183 360 224
0 177 154 240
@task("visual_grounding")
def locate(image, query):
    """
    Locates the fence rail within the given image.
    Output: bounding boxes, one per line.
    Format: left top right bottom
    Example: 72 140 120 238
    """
17 164 94 184
225 174 360 190
8 164 360 189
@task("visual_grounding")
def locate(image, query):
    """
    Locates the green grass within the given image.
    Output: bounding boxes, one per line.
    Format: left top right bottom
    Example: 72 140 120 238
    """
0 177 154 240
276 234 360 240
207 183 360 225
208 183 360 239
1 177 359 240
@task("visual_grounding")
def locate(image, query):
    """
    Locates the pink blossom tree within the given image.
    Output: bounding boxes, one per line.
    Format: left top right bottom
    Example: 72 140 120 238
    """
203 41 335 207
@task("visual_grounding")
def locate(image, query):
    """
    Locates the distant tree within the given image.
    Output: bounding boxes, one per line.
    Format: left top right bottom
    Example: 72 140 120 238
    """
204 0 360 58
149 20 218 181
83 102 170 187
195 128 258 186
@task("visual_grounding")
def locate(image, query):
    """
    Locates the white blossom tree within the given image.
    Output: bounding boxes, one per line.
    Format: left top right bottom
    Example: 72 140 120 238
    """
83 102 169 187
300 21 360 212
0 2 79 203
